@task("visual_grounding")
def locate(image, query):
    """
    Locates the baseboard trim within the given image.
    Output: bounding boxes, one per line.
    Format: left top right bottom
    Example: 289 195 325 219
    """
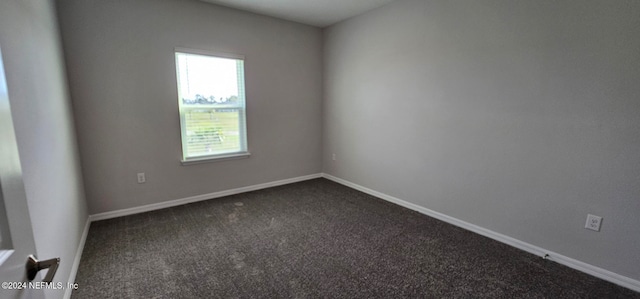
64 217 90 299
321 173 640 293
89 173 322 222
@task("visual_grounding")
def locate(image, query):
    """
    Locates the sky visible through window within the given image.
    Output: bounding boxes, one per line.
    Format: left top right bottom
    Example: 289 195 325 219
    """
176 53 239 101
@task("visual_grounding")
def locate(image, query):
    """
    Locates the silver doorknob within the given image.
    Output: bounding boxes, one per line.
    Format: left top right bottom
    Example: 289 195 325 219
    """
26 255 60 283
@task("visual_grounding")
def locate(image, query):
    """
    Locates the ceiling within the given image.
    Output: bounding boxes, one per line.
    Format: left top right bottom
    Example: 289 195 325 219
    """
199 0 396 27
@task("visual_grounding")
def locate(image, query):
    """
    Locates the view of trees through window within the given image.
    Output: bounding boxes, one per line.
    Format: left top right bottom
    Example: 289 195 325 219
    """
175 51 247 159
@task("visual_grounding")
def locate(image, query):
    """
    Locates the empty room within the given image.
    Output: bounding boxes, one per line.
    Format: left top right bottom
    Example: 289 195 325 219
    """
0 0 639 298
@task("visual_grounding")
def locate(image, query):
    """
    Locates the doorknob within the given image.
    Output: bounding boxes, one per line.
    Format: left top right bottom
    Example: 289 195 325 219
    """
26 255 60 283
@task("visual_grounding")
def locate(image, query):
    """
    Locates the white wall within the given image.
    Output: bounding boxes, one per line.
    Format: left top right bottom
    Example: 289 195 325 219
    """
0 0 89 298
323 0 640 282
57 0 324 214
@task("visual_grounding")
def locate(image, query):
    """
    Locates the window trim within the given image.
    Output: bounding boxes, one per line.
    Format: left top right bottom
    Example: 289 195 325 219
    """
180 152 251 166
175 47 245 61
174 47 250 164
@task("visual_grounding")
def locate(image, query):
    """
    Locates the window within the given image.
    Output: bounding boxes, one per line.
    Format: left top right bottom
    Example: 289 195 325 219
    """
175 48 249 163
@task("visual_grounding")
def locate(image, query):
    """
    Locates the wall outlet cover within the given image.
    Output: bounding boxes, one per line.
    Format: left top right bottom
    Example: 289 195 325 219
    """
137 172 146 184
585 214 602 232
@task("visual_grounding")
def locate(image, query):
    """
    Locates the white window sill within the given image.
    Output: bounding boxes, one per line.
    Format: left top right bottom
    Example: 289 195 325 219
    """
181 152 251 165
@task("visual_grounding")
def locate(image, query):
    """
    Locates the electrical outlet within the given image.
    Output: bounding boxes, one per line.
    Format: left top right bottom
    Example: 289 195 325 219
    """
332 153 336 161
585 214 602 231
137 172 146 184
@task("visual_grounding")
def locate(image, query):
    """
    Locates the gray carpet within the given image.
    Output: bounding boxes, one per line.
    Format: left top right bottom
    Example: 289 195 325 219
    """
72 178 639 298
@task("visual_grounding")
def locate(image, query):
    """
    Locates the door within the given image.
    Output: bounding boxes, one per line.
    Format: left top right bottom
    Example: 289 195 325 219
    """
0 48 44 298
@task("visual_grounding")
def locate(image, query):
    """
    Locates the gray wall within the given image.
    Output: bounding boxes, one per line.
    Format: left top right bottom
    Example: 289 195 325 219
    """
0 0 89 298
323 0 640 281
57 0 323 214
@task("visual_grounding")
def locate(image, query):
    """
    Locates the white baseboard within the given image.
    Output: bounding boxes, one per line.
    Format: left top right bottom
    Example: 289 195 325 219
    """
321 173 640 293
89 173 322 222
64 217 90 299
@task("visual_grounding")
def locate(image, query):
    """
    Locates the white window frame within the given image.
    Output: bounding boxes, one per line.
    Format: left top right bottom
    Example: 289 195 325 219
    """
174 47 250 164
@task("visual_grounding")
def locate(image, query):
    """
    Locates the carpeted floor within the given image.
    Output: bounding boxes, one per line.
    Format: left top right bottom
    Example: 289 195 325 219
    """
72 178 639 298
